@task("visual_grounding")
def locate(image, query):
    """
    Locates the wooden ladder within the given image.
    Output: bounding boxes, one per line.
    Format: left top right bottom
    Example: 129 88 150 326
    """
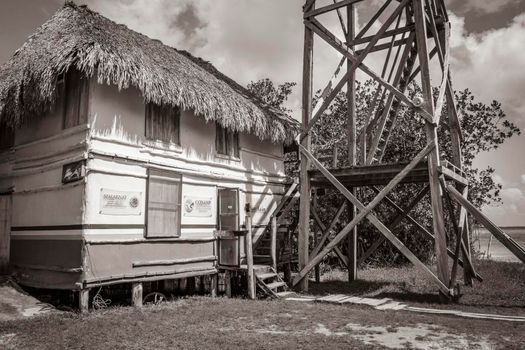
367 22 419 164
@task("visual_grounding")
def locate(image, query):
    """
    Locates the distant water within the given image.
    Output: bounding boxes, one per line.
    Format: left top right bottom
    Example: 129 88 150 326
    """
473 226 525 262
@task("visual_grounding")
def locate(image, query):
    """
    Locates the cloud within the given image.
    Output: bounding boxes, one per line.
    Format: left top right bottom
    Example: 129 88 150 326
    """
449 12 525 127
450 0 521 14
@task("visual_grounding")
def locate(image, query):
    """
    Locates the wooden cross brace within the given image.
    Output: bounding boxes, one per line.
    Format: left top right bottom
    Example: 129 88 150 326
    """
293 142 453 296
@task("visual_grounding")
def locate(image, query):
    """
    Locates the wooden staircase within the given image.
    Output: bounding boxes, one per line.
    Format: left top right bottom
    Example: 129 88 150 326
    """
254 265 293 298
253 181 299 266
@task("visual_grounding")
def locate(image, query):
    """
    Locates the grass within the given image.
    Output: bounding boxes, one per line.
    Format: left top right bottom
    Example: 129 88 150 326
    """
0 297 524 349
310 259 525 315
0 260 523 349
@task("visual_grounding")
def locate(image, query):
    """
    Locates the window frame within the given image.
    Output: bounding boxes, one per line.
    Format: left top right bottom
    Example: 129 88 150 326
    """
145 102 181 146
145 168 183 238
215 123 239 159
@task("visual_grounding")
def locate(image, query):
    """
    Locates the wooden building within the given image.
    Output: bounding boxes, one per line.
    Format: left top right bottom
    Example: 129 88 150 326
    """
0 3 298 306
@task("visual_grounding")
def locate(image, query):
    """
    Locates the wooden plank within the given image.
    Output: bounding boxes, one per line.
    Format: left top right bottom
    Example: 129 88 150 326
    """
413 0 450 290
447 185 525 263
131 282 143 308
294 143 451 295
245 215 256 299
298 14 315 292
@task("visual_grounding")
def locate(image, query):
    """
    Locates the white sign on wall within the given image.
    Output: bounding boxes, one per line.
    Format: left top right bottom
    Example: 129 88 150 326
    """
100 189 142 215
183 196 213 217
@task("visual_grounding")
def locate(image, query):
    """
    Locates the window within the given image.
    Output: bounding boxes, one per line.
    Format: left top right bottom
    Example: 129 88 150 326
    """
0 124 14 151
218 188 239 231
146 169 182 238
145 103 180 144
61 68 89 129
216 123 239 158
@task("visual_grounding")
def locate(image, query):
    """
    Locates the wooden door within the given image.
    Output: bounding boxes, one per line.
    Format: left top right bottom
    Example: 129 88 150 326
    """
0 195 11 274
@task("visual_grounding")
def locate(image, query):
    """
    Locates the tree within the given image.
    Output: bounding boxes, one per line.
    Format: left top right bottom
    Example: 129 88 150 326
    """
248 78 520 266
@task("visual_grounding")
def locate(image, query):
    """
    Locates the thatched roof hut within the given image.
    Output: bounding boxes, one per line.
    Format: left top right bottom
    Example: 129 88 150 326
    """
0 2 298 143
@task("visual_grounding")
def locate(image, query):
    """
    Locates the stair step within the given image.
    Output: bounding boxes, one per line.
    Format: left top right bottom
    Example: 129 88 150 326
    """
276 291 294 297
265 281 287 290
254 254 271 258
257 272 277 280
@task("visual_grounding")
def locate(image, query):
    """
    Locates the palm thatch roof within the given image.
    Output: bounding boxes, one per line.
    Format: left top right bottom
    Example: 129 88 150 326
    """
0 2 298 143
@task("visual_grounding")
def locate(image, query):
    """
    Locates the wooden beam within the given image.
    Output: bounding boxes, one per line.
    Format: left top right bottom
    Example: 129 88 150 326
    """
447 185 525 263
245 215 256 299
413 0 450 291
355 0 393 40
359 185 430 264
298 13 315 292
294 143 451 296
346 1 358 282
310 202 347 258
270 216 277 272
304 0 364 18
311 205 349 268
306 17 435 124
301 0 413 140
366 33 416 164
333 0 348 38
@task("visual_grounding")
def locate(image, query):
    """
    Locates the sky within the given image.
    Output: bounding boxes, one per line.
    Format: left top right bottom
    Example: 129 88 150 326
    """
1 0 525 226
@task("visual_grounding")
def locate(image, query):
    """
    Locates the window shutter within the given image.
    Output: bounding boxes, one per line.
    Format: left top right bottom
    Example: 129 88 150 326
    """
146 169 182 237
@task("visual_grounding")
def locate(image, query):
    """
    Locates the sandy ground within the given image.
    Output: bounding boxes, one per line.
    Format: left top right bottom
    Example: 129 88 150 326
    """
0 279 58 322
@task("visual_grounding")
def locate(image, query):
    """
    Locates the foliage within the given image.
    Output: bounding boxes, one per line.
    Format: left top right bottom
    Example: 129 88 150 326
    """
247 78 520 266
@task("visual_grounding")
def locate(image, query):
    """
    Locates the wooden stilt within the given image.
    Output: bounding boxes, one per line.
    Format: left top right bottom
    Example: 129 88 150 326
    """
245 215 256 299
210 274 218 297
298 2 315 292
270 216 277 272
412 0 450 292
187 277 196 295
225 271 232 298
79 288 90 313
131 282 143 308
346 3 358 282
312 193 320 282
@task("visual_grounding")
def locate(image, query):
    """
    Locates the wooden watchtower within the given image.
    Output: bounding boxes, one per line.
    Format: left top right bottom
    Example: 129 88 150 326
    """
294 0 525 297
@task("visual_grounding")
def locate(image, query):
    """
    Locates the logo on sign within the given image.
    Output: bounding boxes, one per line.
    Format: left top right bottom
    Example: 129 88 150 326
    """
183 196 213 217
